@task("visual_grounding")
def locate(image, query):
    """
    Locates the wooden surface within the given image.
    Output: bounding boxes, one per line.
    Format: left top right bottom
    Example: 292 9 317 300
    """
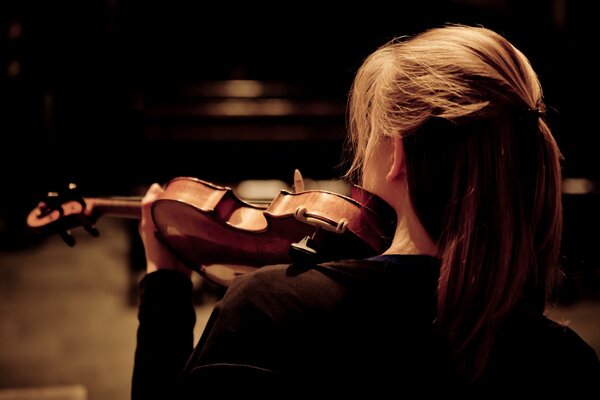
0 385 86 400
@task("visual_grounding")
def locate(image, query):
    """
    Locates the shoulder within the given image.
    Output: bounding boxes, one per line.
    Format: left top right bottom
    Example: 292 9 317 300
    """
531 315 599 363
216 258 412 329
193 261 379 378
541 318 600 372
224 257 413 299
489 310 600 392
222 260 368 313
218 256 441 335
223 256 440 312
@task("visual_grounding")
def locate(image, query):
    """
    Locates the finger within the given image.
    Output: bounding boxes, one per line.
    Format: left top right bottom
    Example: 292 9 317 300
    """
141 184 163 216
141 183 164 206
140 183 164 234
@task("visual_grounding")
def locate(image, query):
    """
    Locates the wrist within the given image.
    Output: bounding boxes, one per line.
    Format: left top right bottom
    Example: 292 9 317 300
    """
146 260 192 279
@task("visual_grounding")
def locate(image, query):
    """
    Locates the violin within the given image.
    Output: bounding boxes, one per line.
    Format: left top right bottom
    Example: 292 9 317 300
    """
27 171 396 287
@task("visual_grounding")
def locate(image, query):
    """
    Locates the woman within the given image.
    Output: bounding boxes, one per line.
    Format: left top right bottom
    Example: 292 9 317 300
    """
132 25 599 398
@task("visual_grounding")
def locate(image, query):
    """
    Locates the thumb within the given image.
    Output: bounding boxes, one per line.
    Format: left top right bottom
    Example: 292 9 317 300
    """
142 183 164 207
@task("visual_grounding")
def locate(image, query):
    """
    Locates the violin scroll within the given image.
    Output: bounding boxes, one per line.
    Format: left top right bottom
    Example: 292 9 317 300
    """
27 183 99 246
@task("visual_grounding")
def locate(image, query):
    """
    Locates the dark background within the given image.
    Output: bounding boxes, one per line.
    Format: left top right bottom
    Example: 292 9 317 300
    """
1 0 599 299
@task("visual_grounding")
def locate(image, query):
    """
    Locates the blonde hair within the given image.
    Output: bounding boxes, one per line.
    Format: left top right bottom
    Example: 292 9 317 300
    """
346 25 562 381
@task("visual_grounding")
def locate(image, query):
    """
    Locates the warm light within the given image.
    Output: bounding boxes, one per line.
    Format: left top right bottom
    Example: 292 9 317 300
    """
236 180 289 201
221 80 264 98
7 60 20 77
204 99 295 117
562 178 596 195
8 21 22 39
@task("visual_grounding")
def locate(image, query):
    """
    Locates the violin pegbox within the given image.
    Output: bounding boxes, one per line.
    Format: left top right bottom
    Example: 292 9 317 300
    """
27 183 99 246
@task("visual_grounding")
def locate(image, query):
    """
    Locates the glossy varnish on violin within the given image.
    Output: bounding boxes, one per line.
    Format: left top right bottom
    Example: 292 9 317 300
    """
27 176 397 287
153 177 395 271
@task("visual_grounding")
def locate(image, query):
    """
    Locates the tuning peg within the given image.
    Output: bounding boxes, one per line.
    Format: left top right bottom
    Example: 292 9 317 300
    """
60 230 76 247
43 192 62 212
83 224 100 237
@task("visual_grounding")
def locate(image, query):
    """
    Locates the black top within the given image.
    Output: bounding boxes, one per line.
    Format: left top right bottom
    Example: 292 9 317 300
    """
132 255 600 398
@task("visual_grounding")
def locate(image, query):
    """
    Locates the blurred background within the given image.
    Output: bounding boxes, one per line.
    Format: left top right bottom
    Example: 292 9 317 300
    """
1 0 599 399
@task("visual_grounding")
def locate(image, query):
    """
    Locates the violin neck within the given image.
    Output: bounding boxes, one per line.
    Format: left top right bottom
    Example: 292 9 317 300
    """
86 197 142 219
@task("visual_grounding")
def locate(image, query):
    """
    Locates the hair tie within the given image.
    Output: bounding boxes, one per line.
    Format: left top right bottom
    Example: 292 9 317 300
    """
514 107 543 124
527 108 543 118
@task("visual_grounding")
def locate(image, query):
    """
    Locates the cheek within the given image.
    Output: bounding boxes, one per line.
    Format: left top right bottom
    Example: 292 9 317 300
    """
361 153 381 192
362 153 392 203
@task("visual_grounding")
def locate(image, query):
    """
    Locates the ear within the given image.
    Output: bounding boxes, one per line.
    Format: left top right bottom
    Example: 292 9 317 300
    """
386 137 406 182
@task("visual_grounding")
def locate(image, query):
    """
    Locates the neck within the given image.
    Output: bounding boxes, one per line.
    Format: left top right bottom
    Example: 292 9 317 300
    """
383 206 437 257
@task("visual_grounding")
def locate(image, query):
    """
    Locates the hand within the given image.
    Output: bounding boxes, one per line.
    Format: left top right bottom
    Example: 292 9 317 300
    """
139 183 192 278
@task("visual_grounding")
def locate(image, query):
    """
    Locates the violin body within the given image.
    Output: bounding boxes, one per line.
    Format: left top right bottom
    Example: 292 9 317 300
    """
153 177 395 285
27 176 397 287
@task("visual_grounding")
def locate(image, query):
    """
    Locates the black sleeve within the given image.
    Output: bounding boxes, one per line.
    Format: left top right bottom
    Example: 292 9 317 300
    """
178 268 300 395
132 270 196 400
